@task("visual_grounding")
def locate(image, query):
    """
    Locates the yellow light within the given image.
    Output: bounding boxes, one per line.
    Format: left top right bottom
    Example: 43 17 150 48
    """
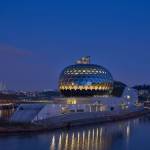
79 86 83 90
60 86 65 90
84 85 89 90
98 86 102 90
94 86 98 90
67 98 77 104
64 86 68 90
72 85 78 90
69 86 72 90
89 86 94 90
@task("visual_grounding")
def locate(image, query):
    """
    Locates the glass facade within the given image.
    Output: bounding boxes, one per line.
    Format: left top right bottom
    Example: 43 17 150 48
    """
59 63 113 97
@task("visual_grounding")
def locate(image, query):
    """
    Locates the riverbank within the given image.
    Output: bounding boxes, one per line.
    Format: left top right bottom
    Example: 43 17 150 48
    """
0 109 150 134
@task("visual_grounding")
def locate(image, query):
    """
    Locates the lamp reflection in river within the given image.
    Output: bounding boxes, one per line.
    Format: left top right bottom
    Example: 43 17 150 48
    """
50 136 55 150
49 120 136 150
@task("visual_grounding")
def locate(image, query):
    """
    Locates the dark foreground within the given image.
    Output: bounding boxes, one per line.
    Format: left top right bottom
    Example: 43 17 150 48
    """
1 114 150 150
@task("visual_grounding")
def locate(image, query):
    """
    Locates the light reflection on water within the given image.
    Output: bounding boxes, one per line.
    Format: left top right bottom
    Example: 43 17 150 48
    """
49 119 139 150
1 116 150 150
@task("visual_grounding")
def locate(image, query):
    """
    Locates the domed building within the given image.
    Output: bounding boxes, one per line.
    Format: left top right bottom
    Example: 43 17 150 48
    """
59 56 113 97
10 56 144 127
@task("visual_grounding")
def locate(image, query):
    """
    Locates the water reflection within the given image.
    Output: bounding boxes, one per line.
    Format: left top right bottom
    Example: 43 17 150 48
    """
49 119 139 150
1 117 150 150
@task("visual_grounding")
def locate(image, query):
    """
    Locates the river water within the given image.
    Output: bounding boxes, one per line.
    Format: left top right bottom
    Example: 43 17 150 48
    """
0 115 150 150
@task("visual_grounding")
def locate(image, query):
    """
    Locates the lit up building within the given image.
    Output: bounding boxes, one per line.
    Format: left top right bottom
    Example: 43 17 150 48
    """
59 56 113 96
10 57 144 127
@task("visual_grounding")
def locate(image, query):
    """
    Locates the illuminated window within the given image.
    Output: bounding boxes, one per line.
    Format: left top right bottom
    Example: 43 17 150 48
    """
67 98 77 104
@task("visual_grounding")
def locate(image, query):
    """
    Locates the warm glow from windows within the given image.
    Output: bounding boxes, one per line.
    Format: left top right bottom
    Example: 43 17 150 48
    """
67 98 77 104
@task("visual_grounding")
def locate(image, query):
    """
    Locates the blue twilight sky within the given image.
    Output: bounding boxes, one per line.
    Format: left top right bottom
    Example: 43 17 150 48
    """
0 0 150 90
